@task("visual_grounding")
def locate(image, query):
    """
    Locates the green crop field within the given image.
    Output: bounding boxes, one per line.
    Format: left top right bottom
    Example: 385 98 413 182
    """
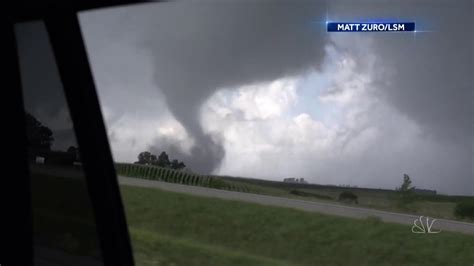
115 163 250 192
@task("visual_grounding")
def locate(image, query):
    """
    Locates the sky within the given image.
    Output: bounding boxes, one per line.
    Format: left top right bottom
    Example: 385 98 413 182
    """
15 0 473 195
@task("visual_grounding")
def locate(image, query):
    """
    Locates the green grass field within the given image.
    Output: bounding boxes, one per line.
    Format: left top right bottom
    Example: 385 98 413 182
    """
32 167 474 266
32 172 102 259
113 163 473 222
219 176 474 222
121 184 474 266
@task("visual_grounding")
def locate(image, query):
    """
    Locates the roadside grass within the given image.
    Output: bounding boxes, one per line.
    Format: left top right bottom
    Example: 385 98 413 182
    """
223 179 290 196
115 163 473 222
131 229 290 266
31 168 474 265
120 185 474 266
32 172 101 258
221 176 473 222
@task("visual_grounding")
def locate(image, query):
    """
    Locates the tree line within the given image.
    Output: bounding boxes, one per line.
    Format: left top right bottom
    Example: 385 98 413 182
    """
135 151 186 170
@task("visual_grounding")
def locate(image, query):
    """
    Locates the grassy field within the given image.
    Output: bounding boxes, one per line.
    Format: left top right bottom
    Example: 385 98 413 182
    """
113 163 474 222
219 176 474 222
32 172 102 259
31 166 474 265
121 184 474 266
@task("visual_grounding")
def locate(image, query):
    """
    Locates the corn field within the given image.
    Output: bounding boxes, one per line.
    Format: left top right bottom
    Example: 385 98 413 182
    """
115 163 249 192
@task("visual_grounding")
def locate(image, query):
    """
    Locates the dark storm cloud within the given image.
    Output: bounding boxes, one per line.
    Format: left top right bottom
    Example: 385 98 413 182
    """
329 0 473 141
149 133 225 174
143 1 328 173
77 1 471 193
328 0 473 194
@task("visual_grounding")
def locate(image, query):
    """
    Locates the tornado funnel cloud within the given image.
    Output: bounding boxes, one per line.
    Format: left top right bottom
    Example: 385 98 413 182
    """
145 1 328 173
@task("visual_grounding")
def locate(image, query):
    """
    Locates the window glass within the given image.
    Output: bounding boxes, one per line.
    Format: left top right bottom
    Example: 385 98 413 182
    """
80 2 473 265
15 20 103 265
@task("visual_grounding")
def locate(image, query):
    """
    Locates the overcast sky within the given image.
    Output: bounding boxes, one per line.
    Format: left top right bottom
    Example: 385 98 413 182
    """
16 0 472 195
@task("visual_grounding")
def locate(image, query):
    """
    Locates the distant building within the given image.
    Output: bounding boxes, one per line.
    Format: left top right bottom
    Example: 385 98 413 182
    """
283 177 308 184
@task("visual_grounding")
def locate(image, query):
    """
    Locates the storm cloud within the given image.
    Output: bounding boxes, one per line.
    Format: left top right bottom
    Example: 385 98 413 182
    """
140 1 329 173
326 0 473 194
79 0 473 195
330 0 473 142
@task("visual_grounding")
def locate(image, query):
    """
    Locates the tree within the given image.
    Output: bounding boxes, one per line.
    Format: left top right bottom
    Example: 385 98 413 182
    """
177 162 186 170
137 151 152 165
67 146 77 153
454 201 474 219
399 174 414 192
25 112 54 151
135 150 186 169
396 174 416 208
67 146 80 161
338 191 358 204
170 159 186 170
150 154 157 165
170 159 179 169
157 151 170 168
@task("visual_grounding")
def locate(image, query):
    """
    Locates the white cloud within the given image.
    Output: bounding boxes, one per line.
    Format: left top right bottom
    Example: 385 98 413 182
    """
83 2 472 195
211 78 298 121
199 33 471 195
103 109 193 163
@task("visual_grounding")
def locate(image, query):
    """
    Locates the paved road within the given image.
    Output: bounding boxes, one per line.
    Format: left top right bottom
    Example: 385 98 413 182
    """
119 176 474 235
